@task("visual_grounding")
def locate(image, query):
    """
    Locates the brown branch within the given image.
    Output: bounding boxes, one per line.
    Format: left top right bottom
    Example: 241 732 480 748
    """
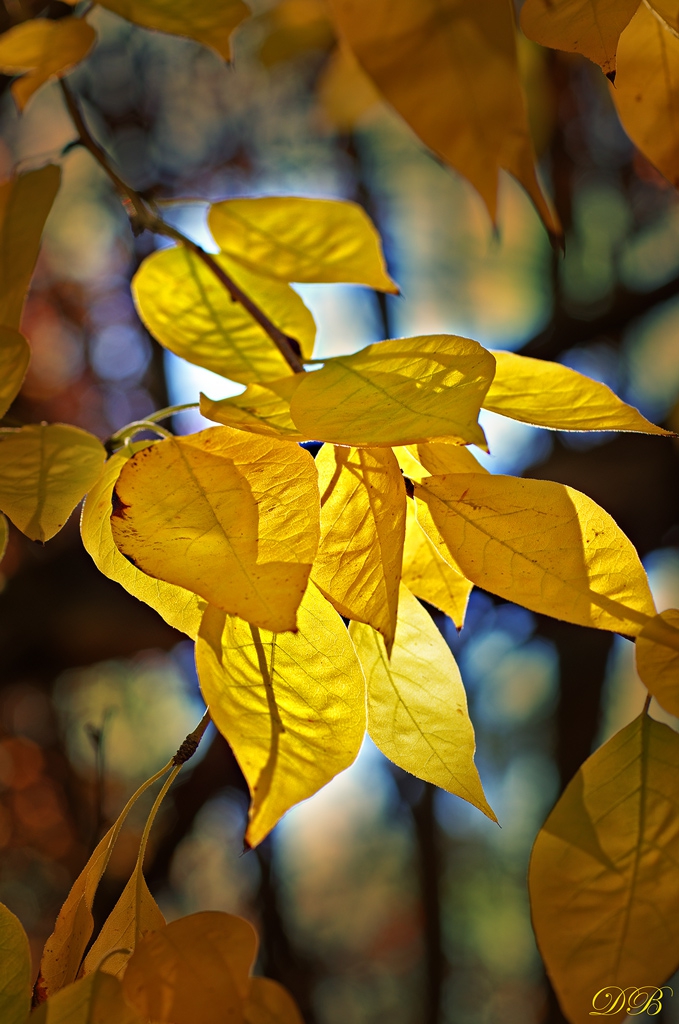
59 80 305 375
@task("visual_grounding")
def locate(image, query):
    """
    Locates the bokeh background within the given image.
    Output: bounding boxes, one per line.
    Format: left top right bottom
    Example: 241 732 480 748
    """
1 2 679 1023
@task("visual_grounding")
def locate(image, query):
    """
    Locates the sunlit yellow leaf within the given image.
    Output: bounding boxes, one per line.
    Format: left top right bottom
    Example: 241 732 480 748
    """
350 585 494 818
80 445 206 639
32 971 143 1024
0 328 29 418
394 441 488 482
0 18 96 111
122 911 257 1024
244 978 304 1024
290 335 495 447
110 427 319 633
416 472 656 636
132 247 315 385
0 164 61 329
312 444 405 654
529 714 679 1024
401 501 472 629
99 0 249 61
199 376 306 441
81 870 165 979
0 902 31 1024
636 609 679 716
327 0 559 235
483 350 671 433
520 0 638 76
0 423 105 543
208 196 397 291
196 583 366 847
613 4 679 187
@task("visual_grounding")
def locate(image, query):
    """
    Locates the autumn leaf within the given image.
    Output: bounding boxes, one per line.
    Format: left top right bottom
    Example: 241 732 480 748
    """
401 500 472 629
0 328 30 418
0 424 105 543
350 585 494 819
199 376 306 441
244 978 304 1024
0 164 61 329
122 912 257 1024
0 18 96 111
312 444 406 654
290 335 495 447
483 349 671 433
208 196 397 291
32 971 143 1024
81 869 165 978
635 609 679 716
80 445 207 639
416 472 656 636
529 714 679 1024
0 902 31 1024
196 583 366 847
132 247 315 385
327 0 559 235
394 441 489 481
520 0 639 77
99 0 249 61
317 42 383 131
0 512 7 566
110 427 319 633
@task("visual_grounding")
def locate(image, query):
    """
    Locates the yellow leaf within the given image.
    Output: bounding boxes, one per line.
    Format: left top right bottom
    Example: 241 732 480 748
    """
32 971 143 1024
122 911 258 1024
416 472 656 636
394 441 488 482
529 714 679 1024
613 4 679 188
244 978 304 1024
635 609 679 716
317 43 383 132
0 18 96 111
0 327 30 418
199 376 306 441
99 0 249 61
0 164 61 329
81 869 164 978
110 427 319 633
483 349 671 434
326 0 559 235
0 423 105 543
402 500 472 629
520 0 639 76
290 335 495 447
132 247 315 385
0 902 31 1024
0 512 7 565
350 585 495 819
312 444 405 654
196 583 366 847
80 445 206 639
649 0 679 34
208 196 397 291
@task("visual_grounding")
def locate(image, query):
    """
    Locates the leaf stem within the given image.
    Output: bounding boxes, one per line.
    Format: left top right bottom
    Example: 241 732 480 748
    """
59 80 305 375
643 693 652 715
144 402 200 422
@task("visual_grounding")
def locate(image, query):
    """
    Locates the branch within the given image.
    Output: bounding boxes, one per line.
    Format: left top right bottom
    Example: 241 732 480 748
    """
59 81 305 375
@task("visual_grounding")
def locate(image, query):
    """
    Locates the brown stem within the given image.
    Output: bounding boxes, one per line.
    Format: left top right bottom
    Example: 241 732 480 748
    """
59 80 305 375
173 709 212 765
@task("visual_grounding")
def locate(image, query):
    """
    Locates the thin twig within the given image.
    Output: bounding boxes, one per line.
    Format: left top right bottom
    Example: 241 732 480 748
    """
59 80 305 375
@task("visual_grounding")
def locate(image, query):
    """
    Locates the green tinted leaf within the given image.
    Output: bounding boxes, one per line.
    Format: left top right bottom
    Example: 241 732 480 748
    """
0 327 30 418
199 376 306 441
32 971 142 1024
0 18 96 111
99 0 249 60
0 902 31 1024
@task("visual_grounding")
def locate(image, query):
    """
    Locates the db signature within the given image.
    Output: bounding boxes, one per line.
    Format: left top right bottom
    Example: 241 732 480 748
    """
590 987 673 1016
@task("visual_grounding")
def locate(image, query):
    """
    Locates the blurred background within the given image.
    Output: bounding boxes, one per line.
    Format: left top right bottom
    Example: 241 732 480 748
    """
1 2 679 1022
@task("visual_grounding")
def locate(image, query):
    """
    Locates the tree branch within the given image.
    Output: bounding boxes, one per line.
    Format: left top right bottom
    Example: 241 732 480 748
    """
59 80 305 375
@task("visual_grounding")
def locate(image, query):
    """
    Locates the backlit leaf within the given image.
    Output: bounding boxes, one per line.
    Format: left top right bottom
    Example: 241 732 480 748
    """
483 349 671 433
416 472 656 636
0 512 7 565
394 441 488 481
0 328 30 418
401 501 472 629
0 164 61 329
520 0 638 76
0 18 96 111
312 444 406 654
199 376 306 441
132 247 315 385
0 902 31 1024
327 0 559 234
99 0 249 61
81 870 165 979
80 446 206 639
0 424 105 542
649 0 679 34
244 978 304 1024
32 972 143 1024
111 427 319 633
529 714 679 1024
122 912 257 1024
196 583 366 847
289 335 495 447
350 585 494 818
208 197 397 291
636 609 679 716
